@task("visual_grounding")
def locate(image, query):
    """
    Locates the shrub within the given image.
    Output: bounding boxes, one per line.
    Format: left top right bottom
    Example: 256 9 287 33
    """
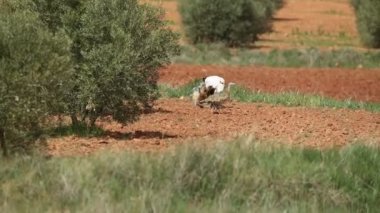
32 0 180 127
351 0 380 48
178 0 282 47
0 2 73 156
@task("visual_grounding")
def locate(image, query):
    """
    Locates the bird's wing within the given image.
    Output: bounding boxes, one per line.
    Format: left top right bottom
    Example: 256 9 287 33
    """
205 76 225 92
215 81 225 93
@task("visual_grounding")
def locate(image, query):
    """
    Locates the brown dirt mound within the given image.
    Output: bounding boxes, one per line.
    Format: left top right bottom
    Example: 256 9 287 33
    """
46 99 380 156
159 64 380 102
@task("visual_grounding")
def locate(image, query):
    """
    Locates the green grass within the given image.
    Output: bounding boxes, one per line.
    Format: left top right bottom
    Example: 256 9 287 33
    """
159 79 202 98
1 138 380 212
45 123 106 138
173 44 380 68
160 82 380 112
289 27 360 47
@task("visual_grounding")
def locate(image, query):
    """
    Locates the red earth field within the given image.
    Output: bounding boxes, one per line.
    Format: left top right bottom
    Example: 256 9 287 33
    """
47 98 380 156
47 65 380 156
46 0 380 156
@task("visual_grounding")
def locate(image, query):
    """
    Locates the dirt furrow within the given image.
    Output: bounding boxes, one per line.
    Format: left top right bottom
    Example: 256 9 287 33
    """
47 99 380 156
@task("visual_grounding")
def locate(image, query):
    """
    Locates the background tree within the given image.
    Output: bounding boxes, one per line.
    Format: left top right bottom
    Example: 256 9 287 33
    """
178 0 284 47
350 0 380 48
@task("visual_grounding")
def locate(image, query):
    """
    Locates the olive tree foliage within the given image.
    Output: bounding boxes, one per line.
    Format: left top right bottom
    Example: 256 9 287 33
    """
0 3 73 156
178 0 283 47
32 0 180 127
350 0 380 48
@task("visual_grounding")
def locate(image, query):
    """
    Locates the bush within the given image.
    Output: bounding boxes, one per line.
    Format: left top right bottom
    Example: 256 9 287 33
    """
351 0 380 48
32 0 180 127
178 0 282 47
0 3 73 156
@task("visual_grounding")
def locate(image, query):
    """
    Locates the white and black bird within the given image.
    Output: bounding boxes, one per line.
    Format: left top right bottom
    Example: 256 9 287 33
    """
203 75 225 96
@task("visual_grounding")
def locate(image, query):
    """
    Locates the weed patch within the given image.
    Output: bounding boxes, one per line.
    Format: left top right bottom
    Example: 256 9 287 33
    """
159 82 380 112
173 45 380 68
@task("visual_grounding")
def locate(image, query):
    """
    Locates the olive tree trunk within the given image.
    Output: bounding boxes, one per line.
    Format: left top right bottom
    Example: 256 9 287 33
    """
0 128 8 157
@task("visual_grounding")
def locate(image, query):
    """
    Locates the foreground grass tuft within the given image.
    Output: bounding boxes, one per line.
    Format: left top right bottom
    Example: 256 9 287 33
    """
1 139 380 212
159 82 380 112
173 45 380 68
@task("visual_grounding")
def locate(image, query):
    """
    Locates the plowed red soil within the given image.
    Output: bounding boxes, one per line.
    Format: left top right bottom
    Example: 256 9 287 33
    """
47 99 380 156
160 64 380 102
47 65 380 156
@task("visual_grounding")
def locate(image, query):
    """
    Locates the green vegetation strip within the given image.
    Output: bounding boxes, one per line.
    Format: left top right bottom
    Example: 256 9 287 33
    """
172 45 380 68
1 139 380 212
159 82 380 112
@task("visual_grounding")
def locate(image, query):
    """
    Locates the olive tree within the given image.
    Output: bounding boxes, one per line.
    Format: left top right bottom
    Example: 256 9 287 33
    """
32 0 180 127
0 5 73 156
350 0 380 48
